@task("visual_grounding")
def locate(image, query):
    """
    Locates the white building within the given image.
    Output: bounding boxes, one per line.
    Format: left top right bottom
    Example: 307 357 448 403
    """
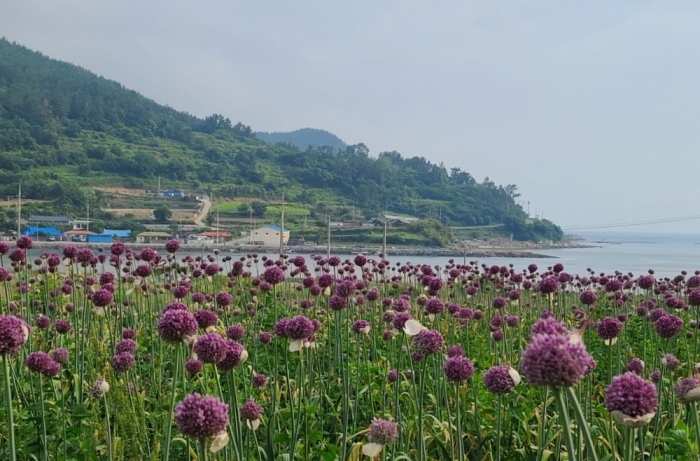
245 225 290 246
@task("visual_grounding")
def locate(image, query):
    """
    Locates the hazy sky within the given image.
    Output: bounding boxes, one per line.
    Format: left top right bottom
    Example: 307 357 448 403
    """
3 1 700 233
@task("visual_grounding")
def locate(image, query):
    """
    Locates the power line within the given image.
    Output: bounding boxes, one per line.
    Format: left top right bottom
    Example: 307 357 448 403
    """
563 213 700 231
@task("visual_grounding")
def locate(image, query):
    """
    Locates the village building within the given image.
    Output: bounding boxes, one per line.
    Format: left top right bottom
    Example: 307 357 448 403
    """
236 224 290 246
135 231 172 244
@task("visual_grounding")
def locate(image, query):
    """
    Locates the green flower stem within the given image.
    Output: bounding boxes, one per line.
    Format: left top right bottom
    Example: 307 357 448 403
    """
104 393 113 461
454 383 464 461
3 356 16 461
624 427 635 461
553 387 577 461
496 393 503 461
163 343 181 461
38 375 48 461
564 386 599 461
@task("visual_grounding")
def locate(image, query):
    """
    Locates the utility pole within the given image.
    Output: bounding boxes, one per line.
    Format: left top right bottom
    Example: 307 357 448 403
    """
86 201 90 233
16 181 21 237
249 207 253 244
326 212 331 259
279 193 285 256
382 219 387 258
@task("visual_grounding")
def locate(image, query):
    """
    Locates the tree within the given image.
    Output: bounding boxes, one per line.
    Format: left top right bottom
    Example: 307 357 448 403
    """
251 202 267 218
237 202 251 215
153 204 172 223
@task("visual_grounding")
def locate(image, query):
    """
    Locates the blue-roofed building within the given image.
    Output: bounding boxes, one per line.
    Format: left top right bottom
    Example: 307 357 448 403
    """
22 227 63 237
86 234 113 244
101 229 131 238
162 190 184 198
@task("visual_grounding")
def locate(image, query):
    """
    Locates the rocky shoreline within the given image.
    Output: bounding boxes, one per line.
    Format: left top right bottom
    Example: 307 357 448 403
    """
21 240 579 259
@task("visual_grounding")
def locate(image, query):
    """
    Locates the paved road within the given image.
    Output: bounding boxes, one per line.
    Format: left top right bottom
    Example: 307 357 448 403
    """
193 196 212 227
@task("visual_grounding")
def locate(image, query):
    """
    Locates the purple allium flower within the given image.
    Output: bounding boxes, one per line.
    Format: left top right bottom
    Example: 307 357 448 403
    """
354 254 367 266
411 329 444 356
157 310 198 342
367 289 380 301
134 264 152 278
140 248 157 262
483 365 519 394
447 344 464 358
26 351 58 377
367 418 398 445
597 317 623 340
175 393 229 439
506 315 519 327
329 295 347 311
538 277 558 294
392 312 413 331
443 355 474 382
662 354 681 371
491 297 507 309
392 298 409 312
674 376 700 403
35 315 51 329
317 274 334 288
215 292 233 307
284 316 314 340
92 289 114 307
654 314 684 339
335 279 356 298
204 264 221 277
216 340 247 370
252 374 268 389
16 235 33 249
111 352 135 373
262 266 285 285
650 371 662 383
164 301 189 313
240 399 264 421
579 290 598 306
115 339 137 355
226 324 245 341
689 290 700 307
648 308 667 323
491 330 505 342
122 328 136 340
191 292 206 304
605 373 658 426
0 242 8 255
194 310 219 330
387 369 399 382
194 333 228 364
173 285 189 299
185 359 203 375
520 333 595 388
425 298 444 315
50 347 69 364
165 240 180 253
54 319 72 335
627 358 644 375
637 275 655 290
352 319 371 335
258 331 272 344
530 317 568 338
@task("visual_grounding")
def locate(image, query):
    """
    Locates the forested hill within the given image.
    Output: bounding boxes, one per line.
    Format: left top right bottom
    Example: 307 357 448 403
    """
0 39 563 241
256 128 347 152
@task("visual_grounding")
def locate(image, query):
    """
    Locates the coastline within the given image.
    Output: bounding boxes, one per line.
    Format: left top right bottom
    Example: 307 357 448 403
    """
17 239 596 258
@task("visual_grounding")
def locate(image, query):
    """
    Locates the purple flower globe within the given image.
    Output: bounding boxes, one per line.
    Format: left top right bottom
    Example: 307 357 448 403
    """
530 317 568 338
483 365 519 394
262 266 285 285
367 418 398 445
226 324 245 341
258 331 272 344
626 358 645 375
175 393 230 439
157 310 198 342
122 328 136 340
91 289 114 307
521 333 595 388
674 376 700 403
538 277 558 295
443 355 474 382
605 373 658 427
194 310 219 330
352 319 371 335
329 295 347 311
215 292 233 307
115 339 137 355
425 298 444 315
165 239 180 253
185 359 203 375
35 315 51 330
26 351 58 377
447 344 464 358
662 353 681 371
252 374 268 389
411 329 444 356
491 297 507 309
597 317 623 341
111 352 135 373
194 333 228 364
491 330 505 342
54 319 72 335
654 315 684 339
579 290 598 306
216 340 247 370
50 347 69 364
240 399 264 421
688 290 700 307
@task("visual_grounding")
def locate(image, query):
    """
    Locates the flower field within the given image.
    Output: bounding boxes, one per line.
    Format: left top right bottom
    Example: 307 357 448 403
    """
2 236 700 460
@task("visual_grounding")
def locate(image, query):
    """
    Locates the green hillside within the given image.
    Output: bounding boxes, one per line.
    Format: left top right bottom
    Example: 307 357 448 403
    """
255 128 348 152
0 38 563 242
